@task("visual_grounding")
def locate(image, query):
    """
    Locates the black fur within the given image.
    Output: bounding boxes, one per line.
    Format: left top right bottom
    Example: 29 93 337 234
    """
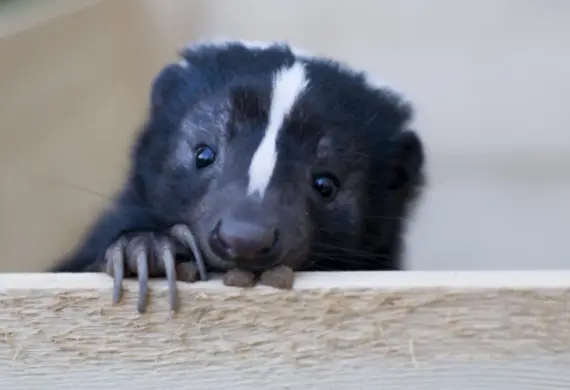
50 40 425 275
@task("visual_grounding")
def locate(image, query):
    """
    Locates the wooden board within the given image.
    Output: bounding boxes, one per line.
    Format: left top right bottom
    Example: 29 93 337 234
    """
1 271 569 389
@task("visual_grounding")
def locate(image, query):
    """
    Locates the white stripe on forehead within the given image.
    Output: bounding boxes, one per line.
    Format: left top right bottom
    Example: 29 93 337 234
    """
246 61 309 198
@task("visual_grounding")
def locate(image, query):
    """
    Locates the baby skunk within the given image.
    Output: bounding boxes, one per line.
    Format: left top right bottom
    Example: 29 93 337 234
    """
50 39 426 312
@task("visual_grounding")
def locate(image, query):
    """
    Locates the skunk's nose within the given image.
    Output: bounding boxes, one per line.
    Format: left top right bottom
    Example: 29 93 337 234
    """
209 218 279 265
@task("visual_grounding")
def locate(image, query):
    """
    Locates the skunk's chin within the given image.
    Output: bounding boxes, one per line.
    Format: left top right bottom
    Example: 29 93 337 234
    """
202 252 280 274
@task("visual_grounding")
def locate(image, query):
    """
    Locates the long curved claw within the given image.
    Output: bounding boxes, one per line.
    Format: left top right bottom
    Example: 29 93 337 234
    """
170 224 208 281
156 238 178 311
125 237 150 313
135 249 149 314
104 239 125 305
113 254 124 304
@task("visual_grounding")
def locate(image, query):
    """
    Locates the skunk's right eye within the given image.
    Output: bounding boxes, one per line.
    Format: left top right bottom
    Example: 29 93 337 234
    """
195 145 216 169
312 173 340 201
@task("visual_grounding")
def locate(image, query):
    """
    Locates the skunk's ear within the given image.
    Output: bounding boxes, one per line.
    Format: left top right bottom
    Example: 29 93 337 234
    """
149 62 188 112
386 130 425 190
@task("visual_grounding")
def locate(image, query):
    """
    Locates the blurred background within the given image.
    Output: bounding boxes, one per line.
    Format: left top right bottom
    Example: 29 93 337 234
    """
0 0 568 272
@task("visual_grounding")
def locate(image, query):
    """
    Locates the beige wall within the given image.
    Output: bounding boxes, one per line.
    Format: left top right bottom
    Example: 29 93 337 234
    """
198 0 570 159
0 0 568 272
0 0 156 271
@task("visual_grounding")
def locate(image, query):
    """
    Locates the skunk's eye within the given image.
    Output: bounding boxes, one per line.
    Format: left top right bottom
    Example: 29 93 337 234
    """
195 145 216 169
312 173 340 200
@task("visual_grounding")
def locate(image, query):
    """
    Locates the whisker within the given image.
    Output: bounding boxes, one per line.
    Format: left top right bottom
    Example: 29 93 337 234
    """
32 175 113 201
362 215 403 221
304 255 396 271
309 252 386 264
310 252 380 262
311 242 382 257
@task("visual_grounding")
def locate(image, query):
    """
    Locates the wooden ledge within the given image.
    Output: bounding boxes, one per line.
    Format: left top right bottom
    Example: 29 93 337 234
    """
3 269 570 289
1 271 570 389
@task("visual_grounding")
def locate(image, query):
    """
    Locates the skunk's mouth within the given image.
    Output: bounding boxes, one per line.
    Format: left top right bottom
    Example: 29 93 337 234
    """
199 239 280 274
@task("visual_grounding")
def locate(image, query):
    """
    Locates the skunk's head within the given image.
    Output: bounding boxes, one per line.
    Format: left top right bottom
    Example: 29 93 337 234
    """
133 39 425 272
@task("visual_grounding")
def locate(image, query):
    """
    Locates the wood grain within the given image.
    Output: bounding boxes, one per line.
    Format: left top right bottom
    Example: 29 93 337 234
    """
1 271 569 389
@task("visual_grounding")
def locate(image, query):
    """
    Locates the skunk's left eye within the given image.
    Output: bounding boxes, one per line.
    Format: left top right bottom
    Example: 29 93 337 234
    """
312 173 340 200
195 145 216 169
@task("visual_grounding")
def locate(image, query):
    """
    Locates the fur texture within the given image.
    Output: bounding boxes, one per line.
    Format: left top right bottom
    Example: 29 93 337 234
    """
51 39 426 276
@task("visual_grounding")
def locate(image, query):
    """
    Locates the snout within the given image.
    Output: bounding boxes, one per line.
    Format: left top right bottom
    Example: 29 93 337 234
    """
208 217 281 270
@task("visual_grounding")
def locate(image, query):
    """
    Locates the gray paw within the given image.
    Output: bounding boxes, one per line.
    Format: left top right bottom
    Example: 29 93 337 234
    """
103 224 207 313
222 268 257 288
259 265 295 289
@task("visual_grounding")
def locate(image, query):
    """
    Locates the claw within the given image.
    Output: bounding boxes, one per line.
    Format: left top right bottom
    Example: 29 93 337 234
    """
105 240 125 305
171 224 208 281
135 249 149 313
156 238 178 311
113 254 124 304
126 237 150 313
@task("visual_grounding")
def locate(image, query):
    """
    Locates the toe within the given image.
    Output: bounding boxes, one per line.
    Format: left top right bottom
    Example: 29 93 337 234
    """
223 268 256 287
260 265 295 289
175 262 200 283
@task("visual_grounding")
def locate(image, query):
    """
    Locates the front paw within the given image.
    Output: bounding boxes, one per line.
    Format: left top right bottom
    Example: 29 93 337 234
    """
222 268 256 288
221 265 296 289
103 224 207 313
259 265 295 289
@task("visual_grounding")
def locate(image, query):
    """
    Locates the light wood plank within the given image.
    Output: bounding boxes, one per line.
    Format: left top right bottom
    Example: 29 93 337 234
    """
1 271 569 389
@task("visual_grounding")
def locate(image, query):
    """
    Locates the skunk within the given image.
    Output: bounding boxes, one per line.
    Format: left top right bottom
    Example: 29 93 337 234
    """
51 39 426 312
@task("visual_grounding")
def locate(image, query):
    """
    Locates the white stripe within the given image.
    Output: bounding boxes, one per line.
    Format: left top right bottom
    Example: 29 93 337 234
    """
246 62 309 198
